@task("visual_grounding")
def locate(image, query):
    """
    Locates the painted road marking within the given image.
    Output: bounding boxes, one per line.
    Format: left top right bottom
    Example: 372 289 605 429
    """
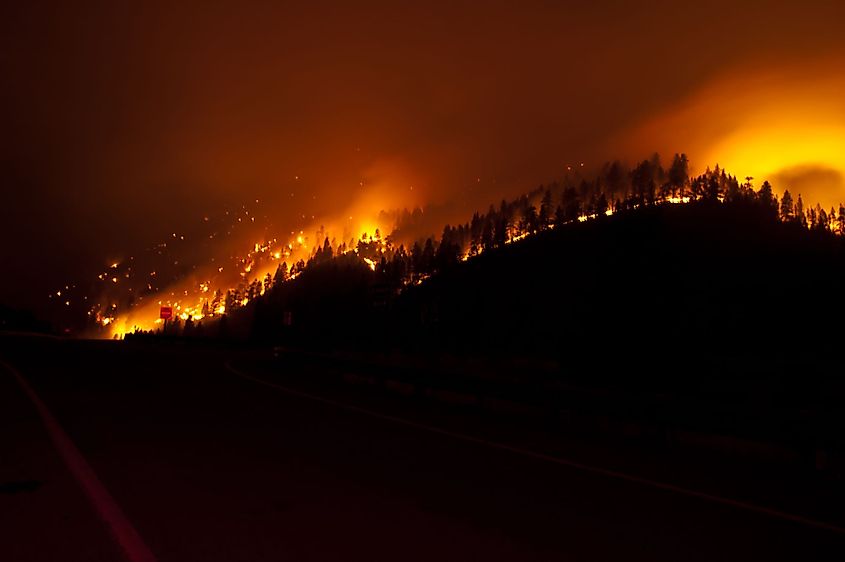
225 360 845 536
2 360 158 562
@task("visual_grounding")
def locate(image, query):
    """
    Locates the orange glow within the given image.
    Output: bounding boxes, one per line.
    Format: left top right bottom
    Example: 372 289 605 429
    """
616 56 845 208
98 198 398 337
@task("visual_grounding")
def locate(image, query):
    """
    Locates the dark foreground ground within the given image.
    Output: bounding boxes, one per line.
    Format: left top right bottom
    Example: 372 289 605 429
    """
2 335 844 561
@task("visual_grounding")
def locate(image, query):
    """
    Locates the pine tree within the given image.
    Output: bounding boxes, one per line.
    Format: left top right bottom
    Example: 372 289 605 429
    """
838 204 845 235
796 194 807 227
274 262 289 285
224 290 237 313
780 190 794 222
757 181 778 217
322 237 333 261
210 289 223 315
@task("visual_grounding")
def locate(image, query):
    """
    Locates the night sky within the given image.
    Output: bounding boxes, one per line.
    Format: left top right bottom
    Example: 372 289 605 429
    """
3 1 845 311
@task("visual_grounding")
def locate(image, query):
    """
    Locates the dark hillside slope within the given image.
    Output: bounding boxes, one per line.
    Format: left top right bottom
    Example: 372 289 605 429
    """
133 199 845 467
392 200 844 385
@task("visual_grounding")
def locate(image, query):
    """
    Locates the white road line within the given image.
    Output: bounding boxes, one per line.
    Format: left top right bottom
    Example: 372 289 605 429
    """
225 360 845 536
2 360 158 562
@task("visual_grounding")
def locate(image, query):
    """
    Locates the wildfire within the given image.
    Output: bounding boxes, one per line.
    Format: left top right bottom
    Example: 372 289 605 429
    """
85 197 398 338
65 175 756 340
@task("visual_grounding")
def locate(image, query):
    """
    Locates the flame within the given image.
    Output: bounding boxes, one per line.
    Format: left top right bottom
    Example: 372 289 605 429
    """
89 165 431 338
98 207 396 337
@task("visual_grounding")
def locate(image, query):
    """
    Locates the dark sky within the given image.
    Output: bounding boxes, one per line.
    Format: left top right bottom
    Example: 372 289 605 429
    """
3 1 845 310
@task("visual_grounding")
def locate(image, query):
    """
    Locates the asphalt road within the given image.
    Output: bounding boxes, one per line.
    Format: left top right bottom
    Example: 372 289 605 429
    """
2 336 844 561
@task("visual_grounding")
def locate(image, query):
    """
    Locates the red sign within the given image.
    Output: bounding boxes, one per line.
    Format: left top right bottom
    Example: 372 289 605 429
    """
160 306 173 319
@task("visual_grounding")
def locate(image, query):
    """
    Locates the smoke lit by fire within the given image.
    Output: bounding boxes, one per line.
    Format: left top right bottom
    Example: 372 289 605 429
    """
46 175 422 338
614 56 845 209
